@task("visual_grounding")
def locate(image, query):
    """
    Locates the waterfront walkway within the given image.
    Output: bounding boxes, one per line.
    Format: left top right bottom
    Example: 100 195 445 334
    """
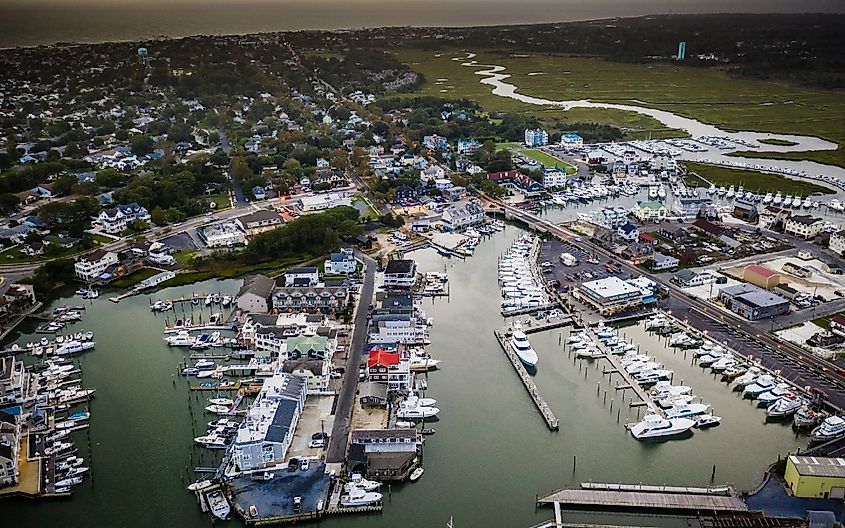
588 329 658 417
537 484 748 513
494 329 559 430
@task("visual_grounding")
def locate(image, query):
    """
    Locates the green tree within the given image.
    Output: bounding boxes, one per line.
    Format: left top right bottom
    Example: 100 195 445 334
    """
151 206 167 226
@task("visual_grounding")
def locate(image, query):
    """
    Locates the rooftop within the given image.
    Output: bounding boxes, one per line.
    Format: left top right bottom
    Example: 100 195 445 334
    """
789 455 845 478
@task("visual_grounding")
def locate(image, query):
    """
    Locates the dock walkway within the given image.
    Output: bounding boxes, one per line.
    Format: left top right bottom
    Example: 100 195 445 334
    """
537 484 748 513
494 329 559 430
523 317 575 334
588 329 659 416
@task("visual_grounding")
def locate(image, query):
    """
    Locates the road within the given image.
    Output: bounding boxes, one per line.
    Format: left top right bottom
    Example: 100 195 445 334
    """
326 250 376 463
219 128 247 209
490 199 845 410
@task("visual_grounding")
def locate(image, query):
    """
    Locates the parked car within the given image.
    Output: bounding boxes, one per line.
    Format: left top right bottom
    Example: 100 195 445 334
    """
300 459 310 471
309 439 325 448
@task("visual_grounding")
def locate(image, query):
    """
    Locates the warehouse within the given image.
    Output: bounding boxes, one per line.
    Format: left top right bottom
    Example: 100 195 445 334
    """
718 283 790 320
785 455 845 499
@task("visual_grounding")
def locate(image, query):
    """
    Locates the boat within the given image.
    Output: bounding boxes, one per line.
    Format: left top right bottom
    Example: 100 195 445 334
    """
811 416 845 443
205 404 233 415
56 340 95 356
509 324 538 367
733 367 761 387
187 480 213 492
67 411 90 421
396 406 440 420
165 331 194 347
402 394 437 408
766 395 804 417
395 421 415 428
207 490 231 520
55 476 84 487
650 381 693 397
409 467 424 482
341 488 383 507
629 414 696 439
208 398 234 407
194 434 228 449
181 367 199 376
344 473 381 492
742 375 775 398
756 383 792 404
694 414 722 428
664 403 710 419
794 406 822 428
194 359 215 370
410 356 441 371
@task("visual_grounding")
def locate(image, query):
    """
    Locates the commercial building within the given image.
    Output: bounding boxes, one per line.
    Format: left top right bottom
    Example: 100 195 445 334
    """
785 215 824 240
298 192 352 212
486 171 544 195
742 264 783 290
577 276 648 315
74 250 119 282
198 220 246 248
560 133 584 149
542 169 568 189
348 429 420 481
236 209 283 235
230 373 307 472
441 201 485 231
383 259 417 289
367 349 412 392
718 283 790 320
785 455 845 499
284 267 319 287
524 128 549 147
272 287 349 313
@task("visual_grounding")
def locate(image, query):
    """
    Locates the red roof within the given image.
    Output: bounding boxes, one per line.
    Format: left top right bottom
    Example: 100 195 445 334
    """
745 264 777 278
368 349 400 368
639 233 657 242
831 316 845 327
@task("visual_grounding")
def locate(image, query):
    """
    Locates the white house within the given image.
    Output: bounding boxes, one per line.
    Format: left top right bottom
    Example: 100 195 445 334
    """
324 248 357 275
442 201 484 231
299 192 352 212
96 202 151 234
236 274 276 313
653 252 680 271
74 250 119 282
237 209 283 236
830 230 845 256
675 269 715 287
616 222 640 242
785 215 824 240
383 259 417 289
542 169 568 189
560 133 584 149
633 201 668 222
284 267 319 287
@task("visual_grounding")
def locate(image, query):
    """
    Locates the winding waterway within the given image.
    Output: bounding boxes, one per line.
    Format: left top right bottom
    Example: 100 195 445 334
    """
1 226 810 527
457 53 845 184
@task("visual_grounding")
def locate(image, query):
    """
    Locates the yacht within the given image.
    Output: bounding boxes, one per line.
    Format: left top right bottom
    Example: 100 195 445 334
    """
726 185 735 199
410 356 441 371
664 403 710 419
756 383 791 404
396 406 440 420
657 186 667 199
794 406 822 428
654 394 694 409
733 367 761 387
762 192 773 204
509 325 539 367
707 184 716 195
633 368 672 385
648 186 659 199
803 196 813 208
402 394 437 408
341 488 383 507
792 196 802 208
194 433 228 449
207 490 231 520
742 375 775 398
650 381 693 397
630 414 696 439
194 359 215 370
165 331 194 347
773 192 783 205
56 340 95 356
693 414 722 428
208 398 234 407
811 416 845 443
717 186 727 196
344 473 381 493
828 199 845 212
766 395 804 417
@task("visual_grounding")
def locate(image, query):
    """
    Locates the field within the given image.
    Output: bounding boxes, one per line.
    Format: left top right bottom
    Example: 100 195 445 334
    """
395 49 845 168
684 162 834 196
515 148 577 174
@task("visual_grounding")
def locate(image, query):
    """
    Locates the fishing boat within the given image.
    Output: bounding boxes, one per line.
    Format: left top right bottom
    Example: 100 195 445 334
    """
693 414 721 428
344 473 381 492
194 434 229 449
341 488 383 507
766 395 804 417
207 490 231 520
629 414 695 439
409 467 424 482
794 406 822 428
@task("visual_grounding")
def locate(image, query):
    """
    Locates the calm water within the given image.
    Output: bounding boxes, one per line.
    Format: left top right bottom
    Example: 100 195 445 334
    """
0 225 808 527
2 0 845 48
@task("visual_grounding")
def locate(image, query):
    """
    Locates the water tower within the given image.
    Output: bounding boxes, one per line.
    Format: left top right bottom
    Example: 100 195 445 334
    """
137 47 149 66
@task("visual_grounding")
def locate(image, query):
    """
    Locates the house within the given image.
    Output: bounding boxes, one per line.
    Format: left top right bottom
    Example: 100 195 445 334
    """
358 381 388 407
442 201 484 231
652 252 679 271
236 274 276 313
367 349 412 392
692 219 725 238
284 267 319 287
324 248 356 275
456 138 481 155
383 259 417 289
272 287 349 313
236 209 283 235
348 429 420 481
251 185 266 200
96 202 151 234
675 269 715 287
657 220 688 241
198 221 246 247
0 411 21 487
486 171 544 195
0 282 36 324
785 215 824 240
633 201 668 222
74 250 119 282
759 206 792 231
621 242 654 265
616 222 640 242
830 231 845 256
231 373 307 471
718 283 790 320
742 264 782 290
422 134 447 151
285 334 329 360
299 192 352 212
674 198 713 218
394 184 417 203
785 455 845 498
560 133 583 149
282 359 328 394
830 315 845 338
733 200 759 223
542 169 568 189
524 128 549 147
443 185 465 202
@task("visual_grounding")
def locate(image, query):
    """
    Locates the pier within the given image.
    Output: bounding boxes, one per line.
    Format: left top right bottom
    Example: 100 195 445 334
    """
587 328 659 416
494 329 559 430
522 317 575 335
536 483 748 514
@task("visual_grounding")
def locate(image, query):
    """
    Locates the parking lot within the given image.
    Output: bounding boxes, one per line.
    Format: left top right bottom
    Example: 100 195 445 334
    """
230 461 331 521
287 396 334 460
539 237 627 292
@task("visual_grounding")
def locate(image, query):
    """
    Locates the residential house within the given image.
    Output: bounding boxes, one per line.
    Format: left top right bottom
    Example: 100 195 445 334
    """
785 215 824 240
456 138 481 155
324 248 357 275
633 201 668 222
657 220 688 241
284 267 319 287
675 269 716 287
236 210 283 236
0 411 20 487
0 282 36 324
422 135 448 151
367 349 412 392
198 221 246 247
759 206 792 231
830 230 845 256
617 222 640 242
383 259 417 289
486 171 544 195
251 186 266 200
96 202 151 234
74 250 119 282
236 274 276 314
652 252 679 271
272 287 349 313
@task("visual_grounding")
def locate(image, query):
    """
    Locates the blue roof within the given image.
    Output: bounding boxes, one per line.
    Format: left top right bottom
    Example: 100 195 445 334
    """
265 398 300 443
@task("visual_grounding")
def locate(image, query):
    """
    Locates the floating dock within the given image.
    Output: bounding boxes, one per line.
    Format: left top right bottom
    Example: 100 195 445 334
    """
494 329 559 430
588 329 659 417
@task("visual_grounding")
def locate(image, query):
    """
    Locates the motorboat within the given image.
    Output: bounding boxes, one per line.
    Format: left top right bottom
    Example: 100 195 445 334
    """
756 383 792 404
733 367 762 387
62 466 90 477
794 406 822 428
402 394 437 408
67 411 90 422
629 414 696 439
811 415 845 443
165 331 194 347
395 421 415 428
181 367 199 376
625 361 662 375
633 369 672 384
56 340 95 356
409 467 424 482
344 473 381 492
654 394 694 409
396 406 440 420
194 359 215 370
509 325 539 367
208 398 234 407
194 434 228 449
710 355 737 372
694 414 722 428
55 476 84 487
410 356 441 371
664 402 710 419
650 381 693 397
205 404 233 415
191 333 212 349
766 395 804 417
341 488 383 507
207 490 231 520
742 375 775 398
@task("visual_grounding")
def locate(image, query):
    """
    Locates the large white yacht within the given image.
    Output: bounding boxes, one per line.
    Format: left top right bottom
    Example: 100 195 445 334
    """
509 324 539 367
630 414 696 439
766 395 804 417
811 416 845 443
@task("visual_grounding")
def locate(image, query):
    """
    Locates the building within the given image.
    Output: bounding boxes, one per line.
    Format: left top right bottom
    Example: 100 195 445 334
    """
236 274 276 313
785 455 845 499
657 221 688 241
367 349 412 392
718 283 790 320
733 200 759 223
675 269 716 287
652 252 679 271
422 134 448 151
742 264 783 290
272 287 349 313
542 169 568 189
759 206 792 231
0 282 36 324
74 250 119 282
441 201 484 231
456 138 481 155
198 220 246 248
349 429 420 481
616 222 640 242
236 210 283 235
577 276 648 315
829 315 845 338
324 248 356 275
486 171 544 195
785 215 824 240
284 267 319 287
830 231 845 256
383 259 417 289
524 128 549 147
230 373 307 472
368 317 429 345
0 411 21 487
633 201 668 223
96 202 151 234
674 198 713 218
299 192 352 212
560 133 584 149
782 261 813 278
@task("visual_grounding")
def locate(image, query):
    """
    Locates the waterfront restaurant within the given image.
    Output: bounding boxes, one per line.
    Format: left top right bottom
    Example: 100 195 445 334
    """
576 276 645 315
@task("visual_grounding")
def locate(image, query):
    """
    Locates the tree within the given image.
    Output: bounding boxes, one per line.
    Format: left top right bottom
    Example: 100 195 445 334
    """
52 174 77 195
131 134 154 156
0 193 20 215
151 206 167 226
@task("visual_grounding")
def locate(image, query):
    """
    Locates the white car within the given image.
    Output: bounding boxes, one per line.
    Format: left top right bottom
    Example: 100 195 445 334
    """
300 459 310 471
309 439 325 449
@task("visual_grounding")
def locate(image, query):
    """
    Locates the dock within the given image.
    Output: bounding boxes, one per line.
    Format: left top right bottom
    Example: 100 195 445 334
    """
522 317 575 335
494 329 559 430
536 483 748 514
588 329 658 416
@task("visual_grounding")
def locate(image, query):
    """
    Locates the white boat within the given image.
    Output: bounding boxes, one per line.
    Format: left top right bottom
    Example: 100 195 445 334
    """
56 340 95 356
402 394 437 408
341 488 383 507
766 395 804 417
664 402 710 419
733 367 761 387
742 375 775 398
55 476 84 487
794 406 822 428
344 473 381 492
194 434 229 449
650 381 693 397
410 356 441 371
205 404 233 415
194 359 215 370
409 467 424 482
396 406 440 420
509 325 539 367
811 416 845 443
694 414 722 428
207 490 230 520
165 331 194 347
630 414 696 439
756 383 791 404
208 398 234 407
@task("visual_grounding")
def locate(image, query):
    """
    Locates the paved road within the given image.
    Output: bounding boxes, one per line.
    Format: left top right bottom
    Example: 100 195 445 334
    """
490 199 845 410
219 128 247 209
326 251 376 463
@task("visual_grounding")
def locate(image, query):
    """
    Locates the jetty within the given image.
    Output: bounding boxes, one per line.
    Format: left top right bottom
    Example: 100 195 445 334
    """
494 329 559 430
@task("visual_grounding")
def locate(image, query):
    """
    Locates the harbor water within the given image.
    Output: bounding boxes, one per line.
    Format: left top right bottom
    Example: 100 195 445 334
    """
2 226 806 527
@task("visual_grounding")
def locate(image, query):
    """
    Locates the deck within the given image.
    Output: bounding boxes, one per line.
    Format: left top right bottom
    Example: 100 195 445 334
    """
537 485 748 513
494 329 559 430
588 329 660 417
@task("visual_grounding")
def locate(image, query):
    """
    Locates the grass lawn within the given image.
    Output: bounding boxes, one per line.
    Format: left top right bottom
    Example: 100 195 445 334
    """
159 253 314 288
394 48 845 167
208 193 231 211
92 234 115 244
813 316 833 330
110 268 160 289
173 249 198 266
515 148 578 174
684 162 835 196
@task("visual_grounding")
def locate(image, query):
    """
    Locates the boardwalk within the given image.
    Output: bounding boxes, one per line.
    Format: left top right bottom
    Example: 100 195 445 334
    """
523 317 575 335
494 329 559 430
537 485 748 513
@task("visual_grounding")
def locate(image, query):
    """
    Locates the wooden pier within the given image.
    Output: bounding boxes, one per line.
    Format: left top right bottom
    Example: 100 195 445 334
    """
494 329 559 430
536 483 748 514
502 303 560 317
587 329 659 416
522 317 575 335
